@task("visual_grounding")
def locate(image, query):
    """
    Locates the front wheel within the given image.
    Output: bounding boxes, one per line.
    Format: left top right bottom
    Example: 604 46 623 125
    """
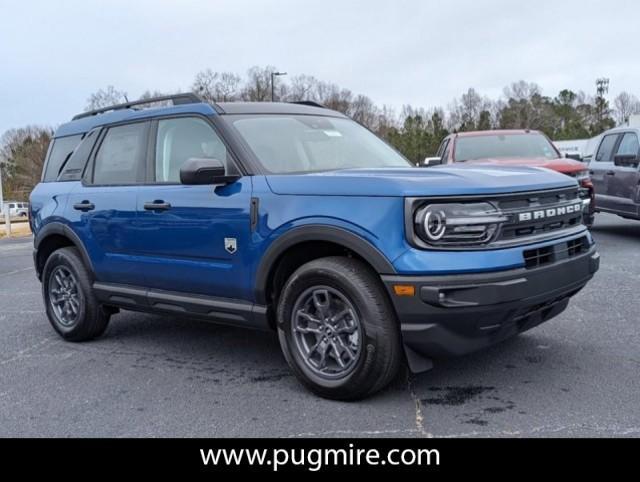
276 256 402 400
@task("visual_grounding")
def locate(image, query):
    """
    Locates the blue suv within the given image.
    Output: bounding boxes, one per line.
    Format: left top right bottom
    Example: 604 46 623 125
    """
30 94 599 399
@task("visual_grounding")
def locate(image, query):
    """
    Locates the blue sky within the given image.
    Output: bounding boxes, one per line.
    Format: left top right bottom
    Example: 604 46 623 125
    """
1 0 638 135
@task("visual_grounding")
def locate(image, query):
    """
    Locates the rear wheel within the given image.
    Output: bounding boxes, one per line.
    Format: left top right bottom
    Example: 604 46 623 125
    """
42 247 110 341
277 256 402 400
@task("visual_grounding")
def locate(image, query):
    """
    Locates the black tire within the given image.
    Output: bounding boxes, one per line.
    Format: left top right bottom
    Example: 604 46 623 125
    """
276 256 402 400
42 247 110 341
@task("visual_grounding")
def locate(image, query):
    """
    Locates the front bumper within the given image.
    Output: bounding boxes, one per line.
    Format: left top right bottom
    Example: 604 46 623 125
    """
382 244 599 362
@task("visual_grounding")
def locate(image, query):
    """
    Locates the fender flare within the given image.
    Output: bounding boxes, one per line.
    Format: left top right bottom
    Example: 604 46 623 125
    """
254 224 397 304
33 222 94 278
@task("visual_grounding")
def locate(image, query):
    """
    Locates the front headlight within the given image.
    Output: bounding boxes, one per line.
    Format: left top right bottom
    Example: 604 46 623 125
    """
414 202 508 247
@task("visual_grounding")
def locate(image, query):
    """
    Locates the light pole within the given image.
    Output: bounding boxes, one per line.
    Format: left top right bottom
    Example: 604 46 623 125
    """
0 164 9 236
271 71 287 102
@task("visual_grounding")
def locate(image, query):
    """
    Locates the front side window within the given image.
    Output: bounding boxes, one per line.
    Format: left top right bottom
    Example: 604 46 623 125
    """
615 132 639 157
437 139 449 159
229 115 410 174
453 133 559 162
92 123 147 185
595 134 619 162
155 117 229 183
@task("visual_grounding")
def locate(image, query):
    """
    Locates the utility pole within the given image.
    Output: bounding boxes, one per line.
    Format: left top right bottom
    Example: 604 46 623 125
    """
0 164 10 236
270 71 287 102
595 78 610 129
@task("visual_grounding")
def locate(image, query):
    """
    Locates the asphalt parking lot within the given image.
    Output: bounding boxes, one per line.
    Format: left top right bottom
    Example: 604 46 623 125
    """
0 213 638 438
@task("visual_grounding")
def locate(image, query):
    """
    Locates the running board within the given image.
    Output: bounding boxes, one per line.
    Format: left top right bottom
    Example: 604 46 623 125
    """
93 282 270 331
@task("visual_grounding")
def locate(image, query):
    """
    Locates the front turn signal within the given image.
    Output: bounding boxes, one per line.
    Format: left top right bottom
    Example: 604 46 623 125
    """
393 284 415 296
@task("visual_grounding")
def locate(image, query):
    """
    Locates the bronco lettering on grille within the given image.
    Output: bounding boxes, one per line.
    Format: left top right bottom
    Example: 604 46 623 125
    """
517 203 582 222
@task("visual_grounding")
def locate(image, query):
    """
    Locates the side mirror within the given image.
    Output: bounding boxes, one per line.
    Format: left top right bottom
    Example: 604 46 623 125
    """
180 158 239 185
420 157 442 167
565 153 583 162
613 154 639 167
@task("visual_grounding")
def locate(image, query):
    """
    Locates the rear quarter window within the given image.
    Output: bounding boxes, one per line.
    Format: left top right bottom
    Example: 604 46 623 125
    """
42 135 83 181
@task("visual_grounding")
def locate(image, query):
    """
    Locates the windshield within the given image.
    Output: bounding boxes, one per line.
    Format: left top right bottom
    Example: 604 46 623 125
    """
454 133 559 162
228 115 410 173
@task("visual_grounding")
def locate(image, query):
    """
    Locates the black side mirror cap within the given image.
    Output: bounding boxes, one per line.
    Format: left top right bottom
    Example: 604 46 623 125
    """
613 154 640 167
565 153 583 162
179 158 240 185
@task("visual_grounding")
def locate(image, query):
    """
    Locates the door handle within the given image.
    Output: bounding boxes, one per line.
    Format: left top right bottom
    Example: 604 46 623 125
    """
144 201 171 211
73 201 95 212
606 170 616 175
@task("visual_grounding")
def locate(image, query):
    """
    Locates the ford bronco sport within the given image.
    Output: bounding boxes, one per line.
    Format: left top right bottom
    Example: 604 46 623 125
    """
30 94 599 400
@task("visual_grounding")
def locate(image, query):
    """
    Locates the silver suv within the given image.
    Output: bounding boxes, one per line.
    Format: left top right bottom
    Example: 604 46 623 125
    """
588 127 640 220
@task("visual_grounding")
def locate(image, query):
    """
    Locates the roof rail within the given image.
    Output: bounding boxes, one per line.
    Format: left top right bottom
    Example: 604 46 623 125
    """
289 100 326 109
72 93 204 121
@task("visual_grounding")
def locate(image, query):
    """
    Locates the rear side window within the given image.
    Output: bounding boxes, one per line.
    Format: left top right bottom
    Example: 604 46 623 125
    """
91 123 148 185
595 134 619 162
58 130 99 181
42 135 83 181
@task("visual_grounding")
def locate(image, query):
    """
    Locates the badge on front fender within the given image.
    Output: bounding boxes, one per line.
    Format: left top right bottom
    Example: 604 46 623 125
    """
224 237 237 254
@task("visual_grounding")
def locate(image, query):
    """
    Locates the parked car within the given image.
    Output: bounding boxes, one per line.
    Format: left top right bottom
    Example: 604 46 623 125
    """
588 126 640 220
426 130 595 227
1 201 29 218
29 94 599 400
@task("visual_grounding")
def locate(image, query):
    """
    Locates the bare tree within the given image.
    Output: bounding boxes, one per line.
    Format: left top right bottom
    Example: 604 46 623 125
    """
0 126 52 200
286 74 320 102
192 70 241 102
85 86 128 111
241 66 277 101
503 81 541 102
614 91 640 125
448 88 491 131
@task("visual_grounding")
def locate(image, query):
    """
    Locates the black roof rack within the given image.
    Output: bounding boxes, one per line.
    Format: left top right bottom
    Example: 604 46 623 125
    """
289 100 326 109
72 93 204 121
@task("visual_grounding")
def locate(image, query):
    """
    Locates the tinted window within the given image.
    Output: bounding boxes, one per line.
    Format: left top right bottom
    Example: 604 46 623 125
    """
595 134 619 162
615 133 639 157
58 130 99 181
437 139 449 158
454 133 558 162
230 115 409 174
92 123 147 185
42 135 83 181
155 117 228 183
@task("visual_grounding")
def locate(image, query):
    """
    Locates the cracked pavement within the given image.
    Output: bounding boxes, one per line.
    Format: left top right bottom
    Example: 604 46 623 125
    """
0 212 639 437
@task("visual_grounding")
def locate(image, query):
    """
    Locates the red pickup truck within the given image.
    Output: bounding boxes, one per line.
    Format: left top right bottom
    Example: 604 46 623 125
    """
427 129 595 227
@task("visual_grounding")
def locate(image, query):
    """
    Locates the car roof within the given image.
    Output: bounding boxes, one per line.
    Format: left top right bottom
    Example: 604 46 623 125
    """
216 101 345 117
453 129 542 138
54 99 346 138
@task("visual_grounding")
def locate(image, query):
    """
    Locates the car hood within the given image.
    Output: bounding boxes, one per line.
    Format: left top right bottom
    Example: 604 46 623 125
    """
265 165 577 197
463 157 586 174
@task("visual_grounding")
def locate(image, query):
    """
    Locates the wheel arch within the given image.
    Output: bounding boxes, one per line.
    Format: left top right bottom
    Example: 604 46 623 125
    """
34 223 94 281
255 225 396 308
